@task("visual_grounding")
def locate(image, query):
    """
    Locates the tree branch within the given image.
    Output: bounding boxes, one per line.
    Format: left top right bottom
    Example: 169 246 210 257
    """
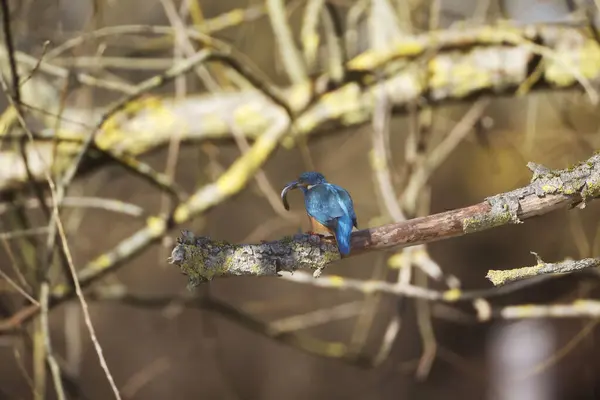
486 252 600 286
170 152 600 285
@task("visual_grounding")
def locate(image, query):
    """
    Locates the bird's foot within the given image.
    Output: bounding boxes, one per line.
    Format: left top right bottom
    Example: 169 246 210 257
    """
306 231 326 238
306 231 336 244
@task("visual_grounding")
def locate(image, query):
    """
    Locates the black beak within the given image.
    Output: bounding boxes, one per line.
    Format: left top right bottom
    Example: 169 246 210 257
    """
280 181 299 211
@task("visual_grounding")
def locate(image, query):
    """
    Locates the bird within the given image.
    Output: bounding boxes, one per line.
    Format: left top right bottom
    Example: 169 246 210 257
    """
280 171 358 256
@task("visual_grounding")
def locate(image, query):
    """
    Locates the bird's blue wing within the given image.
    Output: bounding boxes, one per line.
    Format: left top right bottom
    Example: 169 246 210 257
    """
331 185 358 228
304 183 357 229
304 184 343 229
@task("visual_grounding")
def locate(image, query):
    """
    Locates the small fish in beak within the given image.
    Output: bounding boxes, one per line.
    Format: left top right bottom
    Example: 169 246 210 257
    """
280 181 299 211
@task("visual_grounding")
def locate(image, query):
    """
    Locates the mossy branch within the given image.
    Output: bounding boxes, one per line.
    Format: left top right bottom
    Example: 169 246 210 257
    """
170 152 600 286
486 252 600 286
169 231 341 286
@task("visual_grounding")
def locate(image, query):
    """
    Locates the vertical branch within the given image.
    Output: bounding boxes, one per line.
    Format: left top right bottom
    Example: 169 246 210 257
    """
347 255 386 356
267 0 312 170
158 0 190 263
320 3 346 85
301 0 325 71
32 317 46 400
40 282 67 400
0 0 49 283
0 3 55 398
413 191 437 380
345 0 369 58
53 209 123 400
364 78 411 366
369 0 406 51
267 0 308 84
401 99 490 215
371 83 405 222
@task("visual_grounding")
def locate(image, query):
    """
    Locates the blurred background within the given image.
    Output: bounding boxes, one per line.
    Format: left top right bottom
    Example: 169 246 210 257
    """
1 0 600 399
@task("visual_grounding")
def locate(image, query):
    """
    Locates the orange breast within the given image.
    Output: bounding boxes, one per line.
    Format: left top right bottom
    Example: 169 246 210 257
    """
308 215 334 237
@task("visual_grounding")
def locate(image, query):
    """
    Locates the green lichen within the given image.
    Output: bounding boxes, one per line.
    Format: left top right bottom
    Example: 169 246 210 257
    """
486 263 544 286
221 252 236 273
177 246 211 288
321 247 341 267
582 179 600 199
250 264 262 274
280 235 294 244
463 210 513 233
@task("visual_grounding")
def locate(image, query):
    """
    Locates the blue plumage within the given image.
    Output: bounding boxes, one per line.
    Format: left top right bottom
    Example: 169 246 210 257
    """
281 172 358 256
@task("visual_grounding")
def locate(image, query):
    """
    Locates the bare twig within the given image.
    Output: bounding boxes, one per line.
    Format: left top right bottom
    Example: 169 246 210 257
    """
40 283 67 400
0 264 38 305
0 0 21 105
53 205 123 399
485 300 600 319
0 196 146 218
487 253 600 286
268 300 363 334
368 77 409 368
45 6 268 59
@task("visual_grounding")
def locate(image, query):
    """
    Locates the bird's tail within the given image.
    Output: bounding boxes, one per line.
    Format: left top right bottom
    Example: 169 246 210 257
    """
335 215 354 256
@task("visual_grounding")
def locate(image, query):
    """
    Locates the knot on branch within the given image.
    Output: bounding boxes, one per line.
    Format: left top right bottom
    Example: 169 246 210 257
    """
168 230 341 288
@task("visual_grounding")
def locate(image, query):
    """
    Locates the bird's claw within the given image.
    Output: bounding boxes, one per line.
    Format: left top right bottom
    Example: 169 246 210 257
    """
306 231 336 245
306 231 325 238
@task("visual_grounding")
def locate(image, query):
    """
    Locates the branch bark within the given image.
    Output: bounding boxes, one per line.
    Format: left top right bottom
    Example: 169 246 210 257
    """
170 152 600 286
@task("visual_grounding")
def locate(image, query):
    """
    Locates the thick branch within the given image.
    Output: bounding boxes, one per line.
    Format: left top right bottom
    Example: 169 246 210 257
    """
170 152 600 285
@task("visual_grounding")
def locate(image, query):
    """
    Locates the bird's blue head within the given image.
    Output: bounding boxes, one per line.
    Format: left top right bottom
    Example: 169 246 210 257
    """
297 171 326 186
280 171 327 210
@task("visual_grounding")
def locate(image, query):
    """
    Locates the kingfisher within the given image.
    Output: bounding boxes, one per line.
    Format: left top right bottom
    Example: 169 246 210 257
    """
281 172 358 256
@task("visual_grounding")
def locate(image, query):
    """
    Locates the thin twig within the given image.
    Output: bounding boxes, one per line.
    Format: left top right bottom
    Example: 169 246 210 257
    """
40 282 67 400
0 196 146 218
486 299 600 319
0 265 38 305
268 300 364 334
487 253 600 286
53 203 123 399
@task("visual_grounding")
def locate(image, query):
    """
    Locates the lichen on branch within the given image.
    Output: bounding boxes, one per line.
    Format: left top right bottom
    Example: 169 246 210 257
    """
486 252 600 286
169 230 341 288
169 152 600 286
